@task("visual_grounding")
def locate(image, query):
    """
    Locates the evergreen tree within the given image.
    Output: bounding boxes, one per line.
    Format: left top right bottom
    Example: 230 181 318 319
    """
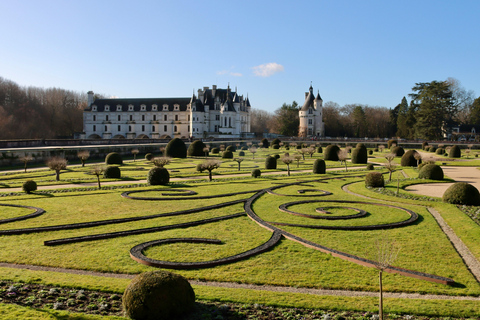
470 97 480 125
351 105 366 137
395 97 409 138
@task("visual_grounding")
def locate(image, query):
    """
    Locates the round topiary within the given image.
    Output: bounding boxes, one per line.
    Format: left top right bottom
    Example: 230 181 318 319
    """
22 180 37 193
187 140 206 157
400 150 420 167
261 138 269 148
265 156 277 169
238 151 245 156
324 145 340 161
422 141 429 150
449 145 461 158
368 149 373 155
147 167 170 185
313 159 326 174
226 145 236 152
443 182 480 205
165 138 187 158
387 139 398 149
356 143 366 149
104 166 121 178
351 147 368 164
391 146 405 157
365 172 384 188
366 163 374 170
272 144 280 149
105 152 123 165
418 164 444 180
222 150 233 159
145 153 154 161
429 146 437 153
123 270 195 320
316 146 323 153
436 148 445 155
251 169 261 178
211 147 219 154
272 138 281 146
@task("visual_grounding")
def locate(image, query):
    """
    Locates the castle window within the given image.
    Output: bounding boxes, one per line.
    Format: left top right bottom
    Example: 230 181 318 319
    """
174 104 179 111
164 125 167 132
118 125 121 131
229 118 231 127
192 106 196 111
142 115 145 121
215 125 218 132
140 104 146 111
163 104 168 111
216 115 220 121
128 105 134 111
93 125 96 131
174 125 177 132
175 115 178 121
308 108 313 114
152 104 158 111
116 105 122 111
142 125 145 132
105 105 110 111
118 115 121 121
93 115 96 121
152 126 155 132
92 106 97 111
188 125 190 132
308 119 312 125
164 115 167 121
188 115 190 121
130 115 133 121
129 125 132 132
153 115 157 121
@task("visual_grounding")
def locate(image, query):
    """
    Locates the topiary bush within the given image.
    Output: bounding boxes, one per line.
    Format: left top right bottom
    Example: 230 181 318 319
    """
105 152 123 165
422 141 429 150
368 149 373 155
436 148 445 155
351 147 368 164
401 149 420 167
261 138 269 148
365 172 384 188
272 138 281 146
428 146 437 153
387 139 398 149
123 270 195 320
211 147 219 154
313 159 326 174
22 180 37 193
222 150 234 159
356 143 366 149
449 145 461 158
316 146 323 153
187 140 206 157
391 146 405 157
274 154 280 159
324 145 340 161
418 164 444 180
147 167 170 185
251 169 261 178
226 145 236 152
165 138 187 158
103 166 121 178
145 153 154 161
272 144 280 149
443 182 480 205
238 151 245 156
366 163 374 170
265 156 277 169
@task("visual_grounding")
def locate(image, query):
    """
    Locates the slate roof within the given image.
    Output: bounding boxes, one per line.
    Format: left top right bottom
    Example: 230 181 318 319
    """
87 97 191 112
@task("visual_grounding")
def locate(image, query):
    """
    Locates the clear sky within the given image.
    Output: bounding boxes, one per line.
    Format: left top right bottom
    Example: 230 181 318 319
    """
1 0 479 113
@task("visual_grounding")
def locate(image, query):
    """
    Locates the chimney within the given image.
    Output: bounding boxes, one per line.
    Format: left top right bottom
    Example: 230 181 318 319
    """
87 91 94 107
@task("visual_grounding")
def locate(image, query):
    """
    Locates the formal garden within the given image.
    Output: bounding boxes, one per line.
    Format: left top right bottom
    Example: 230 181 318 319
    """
1 139 480 319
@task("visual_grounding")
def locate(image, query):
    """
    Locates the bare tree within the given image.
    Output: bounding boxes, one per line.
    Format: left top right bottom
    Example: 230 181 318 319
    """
366 232 401 320
46 157 67 181
307 147 316 158
378 145 385 153
91 165 105 189
77 150 90 167
281 155 294 176
234 157 244 171
152 157 171 168
131 149 139 162
249 147 257 159
203 146 210 158
294 154 302 168
413 152 422 167
19 155 33 173
337 149 349 172
159 146 166 155
197 159 221 181
384 153 397 182
298 148 308 161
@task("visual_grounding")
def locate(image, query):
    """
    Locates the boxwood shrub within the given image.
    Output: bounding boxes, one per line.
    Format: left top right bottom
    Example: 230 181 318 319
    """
365 172 384 188
105 152 123 165
443 182 480 205
449 145 461 158
418 164 444 180
324 145 340 161
104 166 121 178
147 167 170 185
313 159 326 174
165 138 187 158
187 140 206 157
265 156 277 169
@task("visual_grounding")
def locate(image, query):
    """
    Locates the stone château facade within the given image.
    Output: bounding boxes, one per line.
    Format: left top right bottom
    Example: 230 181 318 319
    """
81 85 251 139
298 85 324 137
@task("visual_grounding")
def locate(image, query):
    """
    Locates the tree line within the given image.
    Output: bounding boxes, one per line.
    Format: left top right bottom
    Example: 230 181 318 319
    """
0 77 89 139
252 78 479 140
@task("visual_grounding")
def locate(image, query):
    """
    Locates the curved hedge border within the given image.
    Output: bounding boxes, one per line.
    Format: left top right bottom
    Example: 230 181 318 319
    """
0 204 45 224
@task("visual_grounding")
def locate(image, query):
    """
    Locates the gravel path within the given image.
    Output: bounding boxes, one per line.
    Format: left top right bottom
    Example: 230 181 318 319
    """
0 262 478 301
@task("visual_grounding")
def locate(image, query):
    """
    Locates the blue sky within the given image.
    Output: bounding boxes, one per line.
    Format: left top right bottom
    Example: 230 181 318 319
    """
1 0 479 113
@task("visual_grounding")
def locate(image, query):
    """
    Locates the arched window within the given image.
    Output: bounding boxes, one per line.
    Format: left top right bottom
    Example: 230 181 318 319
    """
174 125 177 132
308 108 313 114
229 117 231 127
118 115 121 121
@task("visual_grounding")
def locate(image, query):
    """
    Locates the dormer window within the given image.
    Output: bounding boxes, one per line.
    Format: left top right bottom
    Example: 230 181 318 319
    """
152 104 158 111
116 105 122 111
174 104 179 111
192 106 196 112
92 105 97 111
105 105 110 111
140 104 146 111
128 104 134 111
163 104 169 111
308 108 313 114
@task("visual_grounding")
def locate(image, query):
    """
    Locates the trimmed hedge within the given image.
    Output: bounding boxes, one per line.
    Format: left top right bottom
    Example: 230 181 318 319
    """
226 145 236 152
400 149 420 167
443 182 480 205
22 180 37 193
313 159 326 174
105 152 123 165
265 156 277 169
365 172 384 188
222 150 234 159
418 164 444 180
436 148 445 155
316 146 323 153
165 138 187 158
272 138 281 145
391 146 405 157
211 147 219 154
238 151 245 156
145 153 154 161
123 271 195 320
251 169 261 178
147 167 170 185
366 163 374 170
422 141 429 150
104 166 121 179
449 145 461 158
272 144 280 149
187 140 206 157
324 145 340 161
387 139 398 148
351 147 368 164
261 138 269 148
